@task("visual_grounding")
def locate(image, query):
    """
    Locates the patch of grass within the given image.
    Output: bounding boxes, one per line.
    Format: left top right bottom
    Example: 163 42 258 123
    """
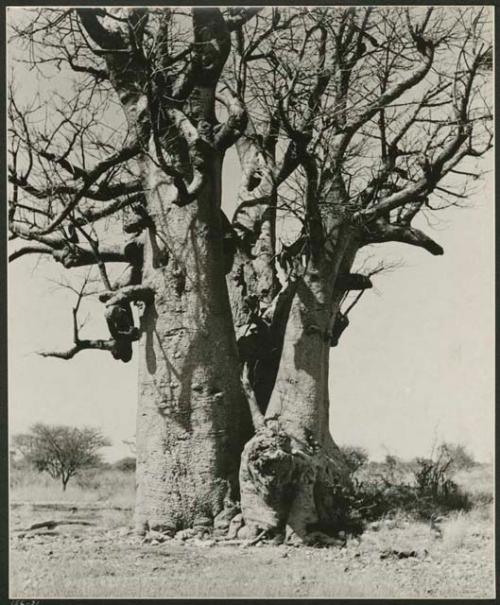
10 466 135 509
441 511 469 551
10 511 495 599
9 457 494 599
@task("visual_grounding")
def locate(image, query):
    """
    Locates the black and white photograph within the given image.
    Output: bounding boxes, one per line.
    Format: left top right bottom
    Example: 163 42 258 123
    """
7 4 494 599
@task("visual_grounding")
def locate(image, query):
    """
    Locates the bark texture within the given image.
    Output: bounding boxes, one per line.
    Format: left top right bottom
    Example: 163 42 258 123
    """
239 225 360 541
135 149 251 533
227 134 284 413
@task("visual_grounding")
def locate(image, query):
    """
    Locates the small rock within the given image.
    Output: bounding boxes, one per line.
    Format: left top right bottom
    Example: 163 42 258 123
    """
149 530 168 543
194 516 212 528
214 505 240 530
380 548 418 560
176 529 196 541
227 514 244 539
236 524 253 540
196 527 212 539
200 538 216 547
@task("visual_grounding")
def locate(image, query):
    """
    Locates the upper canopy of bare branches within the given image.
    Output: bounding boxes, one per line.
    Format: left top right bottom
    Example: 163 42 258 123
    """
8 7 492 356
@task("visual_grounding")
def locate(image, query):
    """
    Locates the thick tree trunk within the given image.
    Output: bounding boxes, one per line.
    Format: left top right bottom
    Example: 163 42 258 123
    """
134 150 252 534
227 225 281 414
239 227 360 542
227 137 281 413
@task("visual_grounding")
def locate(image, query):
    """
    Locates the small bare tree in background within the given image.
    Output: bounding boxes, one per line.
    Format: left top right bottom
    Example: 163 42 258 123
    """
12 424 111 490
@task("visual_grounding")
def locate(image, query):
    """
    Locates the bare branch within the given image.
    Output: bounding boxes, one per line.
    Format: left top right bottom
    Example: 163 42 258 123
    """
98 285 155 306
336 34 435 160
225 8 263 31
214 87 248 151
39 338 117 360
76 9 126 51
241 363 264 430
336 273 373 291
361 218 444 256
9 245 54 262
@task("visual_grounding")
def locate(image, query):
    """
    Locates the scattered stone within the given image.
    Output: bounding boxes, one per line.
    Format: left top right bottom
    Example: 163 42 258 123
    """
175 529 196 541
149 530 168 543
193 516 212 528
236 524 253 540
192 538 216 548
195 526 212 539
380 549 419 560
214 504 240 531
227 514 244 539
304 531 344 547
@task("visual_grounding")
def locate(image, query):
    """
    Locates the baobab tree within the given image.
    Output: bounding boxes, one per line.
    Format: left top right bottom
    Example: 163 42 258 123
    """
8 7 492 542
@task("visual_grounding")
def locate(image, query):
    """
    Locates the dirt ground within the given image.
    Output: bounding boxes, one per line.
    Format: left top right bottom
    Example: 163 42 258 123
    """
10 500 495 599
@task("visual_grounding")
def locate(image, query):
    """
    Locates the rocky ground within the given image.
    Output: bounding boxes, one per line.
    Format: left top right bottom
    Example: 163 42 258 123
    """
10 501 495 599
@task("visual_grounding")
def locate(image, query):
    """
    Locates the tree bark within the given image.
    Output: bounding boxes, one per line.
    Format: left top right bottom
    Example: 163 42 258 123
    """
239 224 360 542
227 136 281 413
134 148 252 534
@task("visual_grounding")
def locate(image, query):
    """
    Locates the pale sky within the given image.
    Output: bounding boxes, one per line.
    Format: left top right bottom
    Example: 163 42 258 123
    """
7 8 495 463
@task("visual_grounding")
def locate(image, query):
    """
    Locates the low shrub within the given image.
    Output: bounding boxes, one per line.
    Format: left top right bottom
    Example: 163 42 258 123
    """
113 457 136 472
339 445 369 474
332 443 475 532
